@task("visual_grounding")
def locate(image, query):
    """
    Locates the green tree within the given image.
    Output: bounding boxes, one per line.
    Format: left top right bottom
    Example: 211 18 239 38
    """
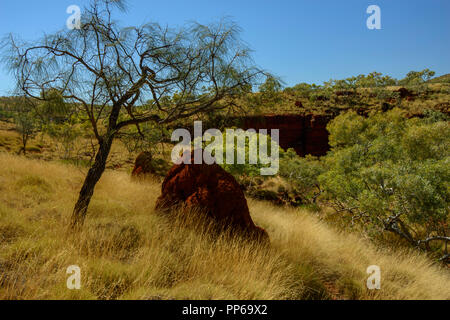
257 75 283 108
290 82 316 99
119 120 169 156
355 72 397 88
43 116 83 159
12 99 38 155
259 75 282 94
279 149 324 203
400 69 436 85
38 89 71 123
320 109 449 262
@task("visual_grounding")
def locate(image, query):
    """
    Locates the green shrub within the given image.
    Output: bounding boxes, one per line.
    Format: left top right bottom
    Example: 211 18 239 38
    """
43 117 83 159
319 109 449 261
279 149 325 203
373 88 400 102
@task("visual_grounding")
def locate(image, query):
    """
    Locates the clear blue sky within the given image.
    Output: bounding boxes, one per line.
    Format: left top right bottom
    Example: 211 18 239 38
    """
0 0 449 95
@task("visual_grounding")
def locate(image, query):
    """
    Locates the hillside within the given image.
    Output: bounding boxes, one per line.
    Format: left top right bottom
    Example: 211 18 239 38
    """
428 73 450 84
0 153 448 300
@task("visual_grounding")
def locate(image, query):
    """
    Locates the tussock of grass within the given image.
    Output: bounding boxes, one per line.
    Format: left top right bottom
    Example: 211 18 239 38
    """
0 152 448 300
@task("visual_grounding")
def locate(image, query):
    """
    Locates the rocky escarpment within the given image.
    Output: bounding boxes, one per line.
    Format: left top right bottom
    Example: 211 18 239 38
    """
174 113 333 157
239 114 332 157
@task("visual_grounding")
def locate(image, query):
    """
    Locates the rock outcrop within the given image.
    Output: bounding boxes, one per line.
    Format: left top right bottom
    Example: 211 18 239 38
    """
396 87 415 99
335 90 356 97
131 151 155 177
434 102 450 115
155 152 269 243
239 114 331 157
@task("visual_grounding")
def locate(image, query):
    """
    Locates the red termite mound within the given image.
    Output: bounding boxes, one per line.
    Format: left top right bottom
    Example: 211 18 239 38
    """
155 152 269 244
131 151 155 177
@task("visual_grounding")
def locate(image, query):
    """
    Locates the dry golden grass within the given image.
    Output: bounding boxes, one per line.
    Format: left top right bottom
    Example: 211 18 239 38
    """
0 120 138 171
0 152 448 300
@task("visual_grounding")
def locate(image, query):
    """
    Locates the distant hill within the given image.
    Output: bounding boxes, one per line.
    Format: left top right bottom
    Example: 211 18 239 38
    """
428 73 450 83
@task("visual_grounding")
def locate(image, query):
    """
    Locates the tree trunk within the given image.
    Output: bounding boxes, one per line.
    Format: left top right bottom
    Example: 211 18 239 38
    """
18 135 27 155
70 133 114 229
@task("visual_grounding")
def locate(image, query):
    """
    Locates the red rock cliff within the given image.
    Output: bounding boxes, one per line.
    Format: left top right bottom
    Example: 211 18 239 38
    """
239 114 331 157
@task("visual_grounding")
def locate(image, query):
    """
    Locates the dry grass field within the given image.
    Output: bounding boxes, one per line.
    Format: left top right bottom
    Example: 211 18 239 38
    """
0 152 448 300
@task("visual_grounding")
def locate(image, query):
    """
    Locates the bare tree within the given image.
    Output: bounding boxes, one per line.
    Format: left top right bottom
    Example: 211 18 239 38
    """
3 0 264 229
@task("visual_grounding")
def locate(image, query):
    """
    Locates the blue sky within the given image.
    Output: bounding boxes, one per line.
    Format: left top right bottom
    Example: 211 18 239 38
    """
0 0 449 95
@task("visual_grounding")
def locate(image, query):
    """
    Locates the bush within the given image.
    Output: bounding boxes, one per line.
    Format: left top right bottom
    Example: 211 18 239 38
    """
119 121 170 156
319 109 449 262
43 119 82 159
12 103 39 155
373 88 400 102
279 149 325 203
0 109 14 121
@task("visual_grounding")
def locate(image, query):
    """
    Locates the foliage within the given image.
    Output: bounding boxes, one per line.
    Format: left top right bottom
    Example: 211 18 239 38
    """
319 109 449 261
373 88 400 101
37 89 71 123
43 116 84 159
253 76 283 109
324 72 397 90
423 109 449 123
399 69 436 85
259 75 282 95
309 90 331 102
194 129 281 177
11 100 38 154
119 121 170 156
0 107 14 121
279 149 325 203
288 82 321 99
354 72 397 88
